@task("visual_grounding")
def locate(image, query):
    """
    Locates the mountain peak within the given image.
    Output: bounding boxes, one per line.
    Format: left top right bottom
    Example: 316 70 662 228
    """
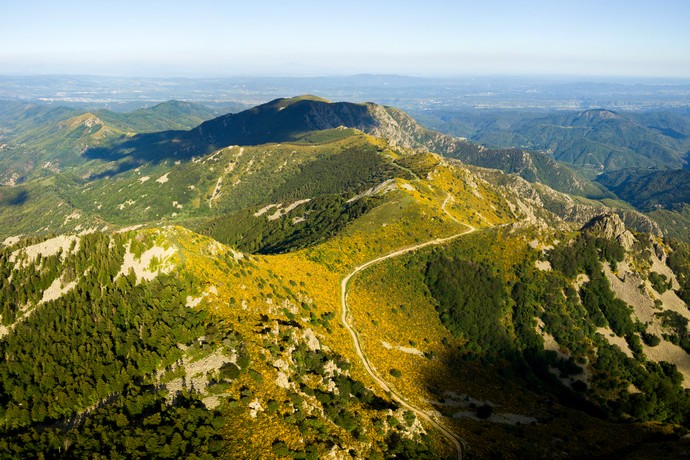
581 213 635 248
578 108 621 122
264 95 331 110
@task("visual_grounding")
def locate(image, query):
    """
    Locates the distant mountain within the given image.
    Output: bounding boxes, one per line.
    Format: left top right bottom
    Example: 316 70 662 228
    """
414 108 690 175
97 100 220 132
86 96 608 198
0 100 222 184
597 168 690 211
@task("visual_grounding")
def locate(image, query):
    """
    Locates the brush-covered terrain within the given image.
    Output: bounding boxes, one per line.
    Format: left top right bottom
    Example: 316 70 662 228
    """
1 96 690 458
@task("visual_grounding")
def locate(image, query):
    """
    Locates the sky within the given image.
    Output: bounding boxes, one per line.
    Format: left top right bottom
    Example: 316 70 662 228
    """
1 0 689 78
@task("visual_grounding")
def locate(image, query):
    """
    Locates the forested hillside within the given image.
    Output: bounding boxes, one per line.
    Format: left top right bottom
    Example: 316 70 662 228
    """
2 96 690 458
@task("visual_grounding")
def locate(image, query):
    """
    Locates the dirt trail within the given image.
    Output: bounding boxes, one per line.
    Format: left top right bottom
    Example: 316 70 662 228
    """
340 193 473 460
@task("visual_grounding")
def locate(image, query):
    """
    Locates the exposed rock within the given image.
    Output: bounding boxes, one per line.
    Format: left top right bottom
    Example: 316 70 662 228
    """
581 213 636 249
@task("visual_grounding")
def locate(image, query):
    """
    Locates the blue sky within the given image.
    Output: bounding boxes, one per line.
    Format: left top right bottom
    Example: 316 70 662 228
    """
1 0 689 77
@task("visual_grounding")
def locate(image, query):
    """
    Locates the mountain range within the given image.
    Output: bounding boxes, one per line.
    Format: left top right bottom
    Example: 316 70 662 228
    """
0 100 223 185
1 95 690 458
414 108 690 174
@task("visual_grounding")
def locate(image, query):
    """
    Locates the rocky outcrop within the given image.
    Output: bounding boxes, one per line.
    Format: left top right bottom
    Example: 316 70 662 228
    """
581 213 636 249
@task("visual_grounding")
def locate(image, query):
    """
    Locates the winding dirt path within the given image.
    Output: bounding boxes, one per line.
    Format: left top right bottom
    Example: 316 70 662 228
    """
340 194 473 460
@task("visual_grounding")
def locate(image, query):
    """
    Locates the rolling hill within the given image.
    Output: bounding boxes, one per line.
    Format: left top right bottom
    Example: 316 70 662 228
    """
0 100 222 185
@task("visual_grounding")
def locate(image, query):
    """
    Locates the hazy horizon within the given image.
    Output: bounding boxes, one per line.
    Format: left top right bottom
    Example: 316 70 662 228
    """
2 0 690 79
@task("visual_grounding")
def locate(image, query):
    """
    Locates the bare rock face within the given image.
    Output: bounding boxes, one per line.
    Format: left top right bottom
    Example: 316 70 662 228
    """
581 213 636 249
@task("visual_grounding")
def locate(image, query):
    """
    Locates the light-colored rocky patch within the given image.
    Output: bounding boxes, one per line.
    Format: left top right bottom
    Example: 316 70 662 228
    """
275 370 291 389
322 445 354 460
536 319 569 360
163 348 235 406
267 199 311 221
10 235 80 268
602 257 690 386
536 318 590 385
186 285 219 308
41 276 78 304
292 216 306 224
395 345 425 357
248 399 264 418
254 203 281 217
202 396 222 409
535 260 552 271
574 273 590 290
347 179 397 203
172 201 183 209
138 176 150 183
209 176 224 207
596 327 634 358
155 172 170 184
117 199 135 210
2 235 21 247
400 182 416 192
117 242 176 283
658 288 688 313
644 341 690 389
381 341 425 357
604 261 690 325
388 408 428 439
303 328 321 351
203 150 223 163
204 241 224 256
642 338 690 388
116 224 143 233
229 249 244 261
649 250 679 290
323 360 346 378
63 211 81 225
462 173 485 199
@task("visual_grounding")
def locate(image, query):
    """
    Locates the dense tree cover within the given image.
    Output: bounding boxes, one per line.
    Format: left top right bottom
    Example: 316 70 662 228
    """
0 385 225 459
424 230 690 426
0 232 238 456
203 195 380 254
0 270 205 429
548 233 625 278
425 254 511 354
268 145 401 204
597 169 690 211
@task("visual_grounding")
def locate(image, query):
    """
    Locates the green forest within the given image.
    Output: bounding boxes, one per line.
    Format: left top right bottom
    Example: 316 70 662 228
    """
423 229 690 426
0 232 235 456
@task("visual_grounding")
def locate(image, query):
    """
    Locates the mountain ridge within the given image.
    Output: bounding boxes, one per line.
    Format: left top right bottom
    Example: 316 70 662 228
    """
85 95 609 198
